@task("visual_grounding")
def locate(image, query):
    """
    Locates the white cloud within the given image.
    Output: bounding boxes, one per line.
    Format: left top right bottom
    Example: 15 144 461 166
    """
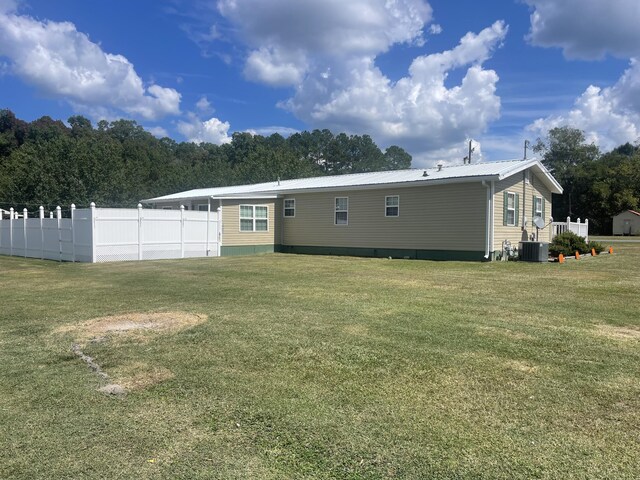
525 0 640 59
146 126 169 138
245 126 299 137
215 0 507 166
0 9 181 120
219 0 432 86
177 113 231 144
196 95 213 113
525 2 640 150
528 63 640 150
428 23 442 35
283 21 507 161
244 47 307 87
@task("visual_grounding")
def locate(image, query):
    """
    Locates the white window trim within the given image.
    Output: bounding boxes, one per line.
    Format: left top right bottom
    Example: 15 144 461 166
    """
506 191 516 226
283 198 295 218
335 197 348 226
385 195 399 217
534 196 543 219
239 204 269 232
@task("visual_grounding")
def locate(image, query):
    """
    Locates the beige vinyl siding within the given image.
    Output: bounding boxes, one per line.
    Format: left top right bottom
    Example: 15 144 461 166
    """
493 168 553 251
221 199 276 246
282 183 486 251
613 211 640 235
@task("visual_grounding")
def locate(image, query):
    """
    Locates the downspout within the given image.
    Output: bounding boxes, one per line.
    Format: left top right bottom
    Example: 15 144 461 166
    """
490 181 495 259
482 181 491 259
218 198 223 256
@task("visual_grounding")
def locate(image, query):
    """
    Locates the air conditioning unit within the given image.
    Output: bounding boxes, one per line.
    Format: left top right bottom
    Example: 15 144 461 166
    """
519 241 549 262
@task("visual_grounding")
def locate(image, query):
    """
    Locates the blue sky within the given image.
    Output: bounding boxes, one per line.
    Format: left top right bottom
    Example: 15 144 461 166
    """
1 0 639 167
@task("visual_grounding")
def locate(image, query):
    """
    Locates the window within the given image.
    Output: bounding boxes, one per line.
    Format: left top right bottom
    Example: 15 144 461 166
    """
240 205 268 232
197 204 209 212
533 196 543 219
335 197 348 225
385 195 399 217
504 192 519 227
161 206 173 210
284 198 295 217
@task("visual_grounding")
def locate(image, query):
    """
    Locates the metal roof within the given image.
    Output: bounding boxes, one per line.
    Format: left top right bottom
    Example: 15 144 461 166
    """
143 158 563 203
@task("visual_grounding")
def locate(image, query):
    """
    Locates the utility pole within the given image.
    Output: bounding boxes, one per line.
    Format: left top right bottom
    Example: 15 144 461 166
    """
464 140 475 164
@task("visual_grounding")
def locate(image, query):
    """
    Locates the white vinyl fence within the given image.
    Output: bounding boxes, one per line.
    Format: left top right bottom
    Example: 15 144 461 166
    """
552 216 589 242
0 204 220 263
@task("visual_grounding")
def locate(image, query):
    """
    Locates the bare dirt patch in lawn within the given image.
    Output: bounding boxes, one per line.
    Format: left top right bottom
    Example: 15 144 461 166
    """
55 311 207 343
594 324 640 341
110 362 175 391
57 311 206 394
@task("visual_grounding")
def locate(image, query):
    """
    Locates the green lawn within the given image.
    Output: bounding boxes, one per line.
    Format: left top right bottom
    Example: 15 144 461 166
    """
1 246 639 479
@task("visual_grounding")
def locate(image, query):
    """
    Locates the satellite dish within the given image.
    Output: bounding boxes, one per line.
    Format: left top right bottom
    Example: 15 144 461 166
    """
533 217 545 229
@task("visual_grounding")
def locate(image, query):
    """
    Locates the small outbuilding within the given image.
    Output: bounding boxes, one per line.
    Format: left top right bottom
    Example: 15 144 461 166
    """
612 210 640 236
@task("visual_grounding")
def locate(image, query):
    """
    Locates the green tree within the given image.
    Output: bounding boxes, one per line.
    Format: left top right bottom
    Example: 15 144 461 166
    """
533 126 600 219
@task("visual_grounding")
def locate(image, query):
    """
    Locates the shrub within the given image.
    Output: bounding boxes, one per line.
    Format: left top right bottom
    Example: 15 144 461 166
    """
588 240 604 254
549 231 589 257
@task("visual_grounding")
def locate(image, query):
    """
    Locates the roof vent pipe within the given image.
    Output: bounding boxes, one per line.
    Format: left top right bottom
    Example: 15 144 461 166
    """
437 161 444 172
422 170 429 177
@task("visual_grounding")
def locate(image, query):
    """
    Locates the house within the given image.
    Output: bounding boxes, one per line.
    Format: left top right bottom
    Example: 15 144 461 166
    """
612 210 640 236
143 158 563 261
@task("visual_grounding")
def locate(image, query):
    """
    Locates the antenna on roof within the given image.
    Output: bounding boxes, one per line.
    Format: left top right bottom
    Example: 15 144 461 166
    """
277 176 281 186
524 140 530 160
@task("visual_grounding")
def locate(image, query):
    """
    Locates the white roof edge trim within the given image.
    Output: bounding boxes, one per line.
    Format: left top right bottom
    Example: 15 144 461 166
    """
497 159 563 194
142 176 501 203
271 175 499 195
209 195 280 200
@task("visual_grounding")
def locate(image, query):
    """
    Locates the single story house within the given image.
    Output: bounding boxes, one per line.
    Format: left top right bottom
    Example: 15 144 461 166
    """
612 209 640 235
143 158 563 261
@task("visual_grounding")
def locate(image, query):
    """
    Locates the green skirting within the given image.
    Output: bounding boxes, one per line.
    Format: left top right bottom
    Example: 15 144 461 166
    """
221 245 275 256
277 245 487 261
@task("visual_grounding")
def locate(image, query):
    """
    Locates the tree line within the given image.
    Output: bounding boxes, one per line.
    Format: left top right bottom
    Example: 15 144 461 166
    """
2 110 637 234
0 109 411 213
534 126 640 234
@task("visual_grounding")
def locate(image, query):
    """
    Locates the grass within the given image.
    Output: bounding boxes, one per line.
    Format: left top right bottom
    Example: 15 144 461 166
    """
1 244 639 479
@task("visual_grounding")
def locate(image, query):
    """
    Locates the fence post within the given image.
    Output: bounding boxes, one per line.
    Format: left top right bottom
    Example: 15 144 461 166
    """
180 205 185 259
217 206 222 257
23 208 28 258
585 219 589 242
576 218 581 239
206 198 211 257
9 207 13 256
137 203 143 260
56 206 62 262
70 204 76 262
90 202 96 263
39 206 44 260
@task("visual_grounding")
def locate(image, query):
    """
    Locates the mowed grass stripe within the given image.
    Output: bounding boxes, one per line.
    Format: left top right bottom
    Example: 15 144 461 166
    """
0 245 638 479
